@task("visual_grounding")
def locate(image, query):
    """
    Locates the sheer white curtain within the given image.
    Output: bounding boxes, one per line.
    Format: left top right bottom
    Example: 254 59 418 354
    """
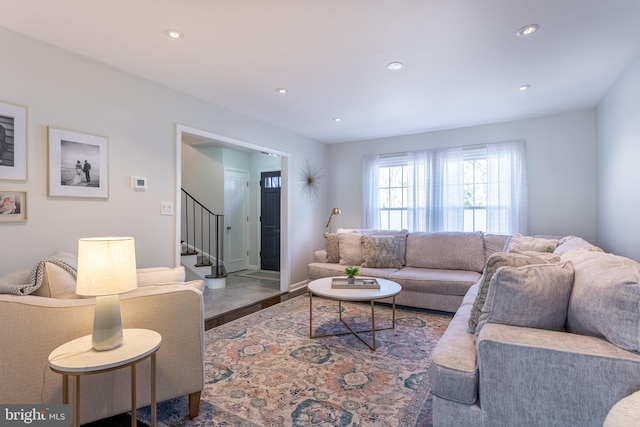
362 154 380 229
404 147 464 232
407 150 432 231
486 139 529 234
434 147 465 232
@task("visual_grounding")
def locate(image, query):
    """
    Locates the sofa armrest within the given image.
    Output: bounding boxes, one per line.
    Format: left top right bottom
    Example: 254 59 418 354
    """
477 323 640 427
0 285 204 424
315 249 328 263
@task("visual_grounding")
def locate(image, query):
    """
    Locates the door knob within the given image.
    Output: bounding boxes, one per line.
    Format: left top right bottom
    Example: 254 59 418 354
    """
226 226 232 230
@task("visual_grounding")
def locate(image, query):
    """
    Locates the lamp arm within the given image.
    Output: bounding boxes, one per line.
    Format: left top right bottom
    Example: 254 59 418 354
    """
326 213 334 229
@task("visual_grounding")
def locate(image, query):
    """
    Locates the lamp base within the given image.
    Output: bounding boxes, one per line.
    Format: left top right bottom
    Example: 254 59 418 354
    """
92 294 124 351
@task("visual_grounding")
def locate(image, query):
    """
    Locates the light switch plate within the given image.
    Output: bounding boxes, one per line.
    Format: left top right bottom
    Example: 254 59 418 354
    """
161 201 174 216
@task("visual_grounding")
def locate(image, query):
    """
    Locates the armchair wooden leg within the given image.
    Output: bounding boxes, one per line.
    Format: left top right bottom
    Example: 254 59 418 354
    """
189 391 201 419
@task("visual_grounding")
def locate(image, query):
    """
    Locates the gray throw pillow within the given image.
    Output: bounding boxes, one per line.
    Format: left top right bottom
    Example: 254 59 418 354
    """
476 262 575 334
469 251 553 334
361 235 401 269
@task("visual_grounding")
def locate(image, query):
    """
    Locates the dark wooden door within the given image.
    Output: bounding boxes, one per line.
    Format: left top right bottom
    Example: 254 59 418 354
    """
260 171 281 271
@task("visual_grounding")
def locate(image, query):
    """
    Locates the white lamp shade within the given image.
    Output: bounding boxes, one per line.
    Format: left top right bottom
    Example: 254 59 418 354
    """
76 237 138 296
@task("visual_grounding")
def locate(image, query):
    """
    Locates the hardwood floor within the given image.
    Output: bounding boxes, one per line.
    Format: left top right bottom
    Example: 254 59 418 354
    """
205 287 307 330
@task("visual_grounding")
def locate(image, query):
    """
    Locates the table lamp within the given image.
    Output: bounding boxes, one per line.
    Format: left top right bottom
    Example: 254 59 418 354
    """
76 237 138 351
325 208 341 230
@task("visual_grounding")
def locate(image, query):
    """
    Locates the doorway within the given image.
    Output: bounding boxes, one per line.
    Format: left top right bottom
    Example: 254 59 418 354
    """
175 124 290 294
260 171 281 271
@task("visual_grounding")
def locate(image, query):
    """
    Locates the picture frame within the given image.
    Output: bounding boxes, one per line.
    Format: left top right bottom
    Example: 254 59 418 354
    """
0 191 27 222
48 127 109 198
0 102 27 181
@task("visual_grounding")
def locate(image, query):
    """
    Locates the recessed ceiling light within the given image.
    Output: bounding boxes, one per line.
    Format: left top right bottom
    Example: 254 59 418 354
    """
333 118 342 122
518 84 531 91
386 62 403 71
516 24 539 37
276 88 287 94
165 29 183 39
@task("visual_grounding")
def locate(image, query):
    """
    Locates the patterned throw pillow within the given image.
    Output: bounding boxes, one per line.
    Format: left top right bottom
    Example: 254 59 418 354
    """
506 233 559 253
475 262 575 334
324 233 340 263
468 251 553 333
361 235 401 269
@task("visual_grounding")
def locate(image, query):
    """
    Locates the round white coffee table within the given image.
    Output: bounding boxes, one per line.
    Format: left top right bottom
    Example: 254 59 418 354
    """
307 276 402 350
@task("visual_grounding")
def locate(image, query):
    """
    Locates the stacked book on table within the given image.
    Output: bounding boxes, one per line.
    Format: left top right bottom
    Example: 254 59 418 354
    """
331 277 380 289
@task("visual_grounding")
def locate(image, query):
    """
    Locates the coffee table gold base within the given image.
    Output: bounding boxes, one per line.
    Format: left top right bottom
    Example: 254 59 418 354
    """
309 292 396 351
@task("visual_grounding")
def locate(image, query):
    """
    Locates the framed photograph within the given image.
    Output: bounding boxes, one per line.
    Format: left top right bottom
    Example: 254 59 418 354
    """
0 102 27 181
48 127 109 198
0 191 27 222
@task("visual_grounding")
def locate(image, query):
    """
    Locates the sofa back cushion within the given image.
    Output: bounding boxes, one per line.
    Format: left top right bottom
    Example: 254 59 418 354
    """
562 249 640 352
405 231 485 272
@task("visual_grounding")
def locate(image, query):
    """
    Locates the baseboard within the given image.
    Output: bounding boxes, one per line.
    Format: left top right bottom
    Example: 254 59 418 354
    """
289 279 308 292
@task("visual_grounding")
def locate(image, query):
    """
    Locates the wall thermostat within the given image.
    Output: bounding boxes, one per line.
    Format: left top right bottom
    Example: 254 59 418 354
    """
131 176 147 191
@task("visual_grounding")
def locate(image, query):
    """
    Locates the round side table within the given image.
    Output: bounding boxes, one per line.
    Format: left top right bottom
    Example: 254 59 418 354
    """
48 328 162 427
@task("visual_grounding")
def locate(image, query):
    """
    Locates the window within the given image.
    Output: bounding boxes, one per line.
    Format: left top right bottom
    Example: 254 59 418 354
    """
378 163 408 230
364 140 528 234
463 148 487 232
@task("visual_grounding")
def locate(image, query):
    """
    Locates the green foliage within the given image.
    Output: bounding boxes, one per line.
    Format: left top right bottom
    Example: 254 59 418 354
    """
344 266 360 278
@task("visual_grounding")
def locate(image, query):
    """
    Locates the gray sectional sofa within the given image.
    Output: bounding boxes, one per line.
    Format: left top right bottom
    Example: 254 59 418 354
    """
307 229 509 312
431 235 640 427
308 230 640 426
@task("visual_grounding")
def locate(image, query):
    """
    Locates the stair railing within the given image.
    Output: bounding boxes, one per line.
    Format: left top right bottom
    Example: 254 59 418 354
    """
181 188 226 279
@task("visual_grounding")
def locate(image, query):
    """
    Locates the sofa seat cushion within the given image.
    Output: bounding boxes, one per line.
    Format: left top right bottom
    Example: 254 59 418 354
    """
388 267 480 296
405 231 485 272
430 304 479 405
307 262 399 280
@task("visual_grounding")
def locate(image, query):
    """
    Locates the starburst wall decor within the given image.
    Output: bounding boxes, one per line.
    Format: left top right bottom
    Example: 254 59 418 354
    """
299 159 323 202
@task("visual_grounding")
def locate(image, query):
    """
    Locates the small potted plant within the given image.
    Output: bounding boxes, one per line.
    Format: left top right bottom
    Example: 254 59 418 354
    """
344 266 360 284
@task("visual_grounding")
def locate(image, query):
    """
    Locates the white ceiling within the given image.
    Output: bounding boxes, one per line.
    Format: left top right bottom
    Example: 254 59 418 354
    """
2 0 640 144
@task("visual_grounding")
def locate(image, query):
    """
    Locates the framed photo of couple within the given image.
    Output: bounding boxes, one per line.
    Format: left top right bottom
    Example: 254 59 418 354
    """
48 127 109 198
0 101 27 181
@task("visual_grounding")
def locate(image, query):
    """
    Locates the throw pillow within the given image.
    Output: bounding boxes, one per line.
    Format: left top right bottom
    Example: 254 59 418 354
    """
506 233 559 253
324 233 340 263
338 233 365 265
468 251 552 333
564 250 640 352
361 235 401 269
475 262 575 334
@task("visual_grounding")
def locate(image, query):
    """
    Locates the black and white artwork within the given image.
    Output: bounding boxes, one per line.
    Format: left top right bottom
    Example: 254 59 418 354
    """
0 102 27 181
48 127 108 198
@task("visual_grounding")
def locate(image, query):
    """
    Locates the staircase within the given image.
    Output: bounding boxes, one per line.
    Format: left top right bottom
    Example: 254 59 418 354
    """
181 189 227 288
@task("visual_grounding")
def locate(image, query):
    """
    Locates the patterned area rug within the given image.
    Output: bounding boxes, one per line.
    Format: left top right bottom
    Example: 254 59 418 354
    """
137 294 452 426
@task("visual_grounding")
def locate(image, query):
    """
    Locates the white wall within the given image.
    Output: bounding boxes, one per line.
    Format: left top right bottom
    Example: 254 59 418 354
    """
596 54 640 260
0 26 328 284
327 110 598 242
